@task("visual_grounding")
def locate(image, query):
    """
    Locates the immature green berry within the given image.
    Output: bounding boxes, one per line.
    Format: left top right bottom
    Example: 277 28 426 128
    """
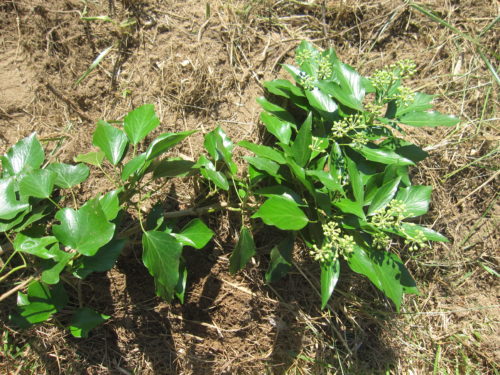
318 55 333 80
296 49 314 66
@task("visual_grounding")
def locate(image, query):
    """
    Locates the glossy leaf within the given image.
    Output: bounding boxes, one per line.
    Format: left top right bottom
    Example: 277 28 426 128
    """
395 186 432 217
260 112 293 145
19 169 56 199
320 259 340 309
74 151 105 167
252 196 308 230
175 261 188 304
305 87 338 114
239 141 286 164
346 155 364 204
173 219 213 249
14 234 58 259
73 239 126 279
264 79 305 99
153 159 195 178
318 81 363 111
121 153 148 181
229 226 256 274
306 170 343 193
334 198 366 219
195 155 229 190
1 133 44 176
399 110 460 127
142 231 183 301
0 178 29 220
47 163 90 188
256 97 296 123
145 130 196 161
355 145 414 166
333 61 365 103
396 92 435 117
398 223 449 242
244 156 281 179
92 120 128 165
367 176 401 215
40 244 73 284
292 113 312 167
347 244 418 311
53 199 115 256
10 281 68 328
69 307 109 338
98 189 121 221
123 104 160 145
204 127 237 174
265 233 295 283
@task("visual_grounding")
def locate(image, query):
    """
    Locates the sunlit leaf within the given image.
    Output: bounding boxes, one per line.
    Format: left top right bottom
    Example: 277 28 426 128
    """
229 226 256 274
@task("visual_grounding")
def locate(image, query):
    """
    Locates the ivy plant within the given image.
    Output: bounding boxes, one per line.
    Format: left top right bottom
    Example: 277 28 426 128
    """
0 41 459 338
0 104 212 336
195 41 458 310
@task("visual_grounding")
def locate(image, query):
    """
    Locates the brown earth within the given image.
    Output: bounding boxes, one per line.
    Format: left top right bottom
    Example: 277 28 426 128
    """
0 0 498 374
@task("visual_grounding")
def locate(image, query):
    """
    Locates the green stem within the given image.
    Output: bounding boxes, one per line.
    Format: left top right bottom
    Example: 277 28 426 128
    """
48 197 62 210
0 264 27 283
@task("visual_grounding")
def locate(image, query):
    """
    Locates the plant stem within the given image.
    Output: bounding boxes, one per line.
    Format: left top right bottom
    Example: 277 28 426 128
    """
0 264 26 283
0 276 36 303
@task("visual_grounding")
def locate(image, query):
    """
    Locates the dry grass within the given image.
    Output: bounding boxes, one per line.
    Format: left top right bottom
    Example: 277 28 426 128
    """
0 0 498 374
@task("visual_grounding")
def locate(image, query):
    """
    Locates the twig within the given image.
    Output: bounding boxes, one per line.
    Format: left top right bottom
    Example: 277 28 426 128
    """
0 276 36 303
455 170 500 207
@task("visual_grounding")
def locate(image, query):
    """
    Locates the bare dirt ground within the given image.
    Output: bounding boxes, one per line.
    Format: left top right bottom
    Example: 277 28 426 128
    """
0 0 498 374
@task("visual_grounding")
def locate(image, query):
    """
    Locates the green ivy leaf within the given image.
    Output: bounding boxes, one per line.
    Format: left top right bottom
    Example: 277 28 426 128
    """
396 92 435 117
98 189 121 221
73 239 126 279
40 244 73 284
74 151 105 167
256 97 296 124
252 196 308 230
264 79 305 99
152 159 195 179
260 112 292 145
1 133 44 176
320 259 340 309
317 81 363 111
46 163 90 189
244 156 281 179
121 153 148 181
69 307 109 338
142 231 183 301
14 234 58 259
395 186 432 217
265 233 295 283
10 281 68 328
347 244 418 311
123 104 160 145
332 61 365 103
204 127 237 175
367 176 401 215
239 141 287 164
173 219 213 249
306 170 343 194
333 198 366 219
292 113 312 167
355 145 414 166
19 169 57 199
53 199 115 256
397 223 449 242
0 178 29 220
305 87 338 115
345 155 364 204
175 261 188 304
399 110 460 127
92 120 129 165
145 130 196 161
194 155 229 190
229 226 256 274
